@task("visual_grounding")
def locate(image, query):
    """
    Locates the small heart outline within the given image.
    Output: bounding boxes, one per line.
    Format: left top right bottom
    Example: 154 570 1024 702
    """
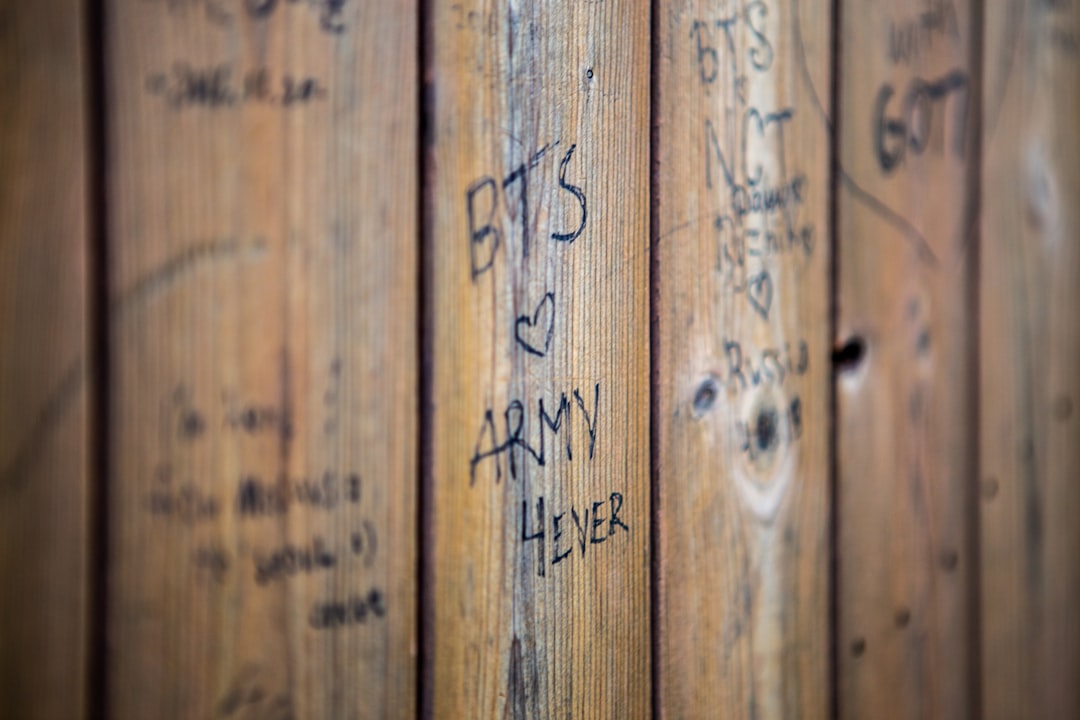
515 292 556 357
747 271 773 321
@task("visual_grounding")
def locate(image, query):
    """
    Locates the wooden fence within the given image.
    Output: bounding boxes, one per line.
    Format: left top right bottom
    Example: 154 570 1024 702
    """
1 0 1077 717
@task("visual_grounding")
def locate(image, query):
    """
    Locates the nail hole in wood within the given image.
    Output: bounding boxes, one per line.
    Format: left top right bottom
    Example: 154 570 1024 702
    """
833 336 866 373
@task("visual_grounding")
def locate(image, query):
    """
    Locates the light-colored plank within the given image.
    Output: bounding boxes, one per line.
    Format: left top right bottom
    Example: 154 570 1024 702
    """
836 1 977 717
654 0 831 717
0 1 91 716
424 1 650 717
980 2 1080 717
107 2 416 716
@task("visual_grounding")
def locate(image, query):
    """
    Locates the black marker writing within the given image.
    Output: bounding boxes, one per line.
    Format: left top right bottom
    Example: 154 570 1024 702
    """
465 141 588 281
720 338 810 393
887 0 960 66
234 471 362 517
551 145 587 243
689 2 774 85
514 292 556 357
146 484 219 525
704 108 795 193
145 64 327 110
309 588 386 630
874 70 968 172
244 0 347 34
470 383 600 485
192 544 229 583
522 492 630 577
746 270 773 320
254 536 336 585
715 215 815 289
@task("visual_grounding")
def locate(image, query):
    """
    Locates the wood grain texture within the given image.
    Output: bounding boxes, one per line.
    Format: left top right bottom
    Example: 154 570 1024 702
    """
106 1 416 716
835 1 978 717
980 1 1080 717
654 0 831 717
0 0 91 717
423 1 650 717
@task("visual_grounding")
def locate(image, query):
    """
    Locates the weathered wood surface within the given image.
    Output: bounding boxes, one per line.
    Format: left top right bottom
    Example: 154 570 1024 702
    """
4 1 1080 717
980 1 1080 718
0 1 91 717
106 1 417 716
835 1 978 717
654 0 831 717
423 1 651 717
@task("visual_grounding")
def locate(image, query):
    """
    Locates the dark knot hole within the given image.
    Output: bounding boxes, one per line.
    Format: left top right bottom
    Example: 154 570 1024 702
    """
832 335 866 373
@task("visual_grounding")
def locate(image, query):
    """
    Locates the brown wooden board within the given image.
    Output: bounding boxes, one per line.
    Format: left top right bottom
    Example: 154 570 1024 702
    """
0 1 92 716
106 2 417 716
423 1 651 717
654 0 832 716
980 1 1080 717
835 0 979 717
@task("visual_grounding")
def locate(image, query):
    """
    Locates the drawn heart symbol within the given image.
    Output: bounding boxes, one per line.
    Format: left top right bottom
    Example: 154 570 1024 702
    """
747 271 773 321
515 292 555 357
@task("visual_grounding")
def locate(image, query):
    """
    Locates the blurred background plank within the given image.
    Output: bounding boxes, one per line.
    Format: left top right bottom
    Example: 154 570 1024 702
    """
0 0 91 717
654 0 831 716
835 1 980 717
980 1 1080 717
423 0 650 716
105 1 416 716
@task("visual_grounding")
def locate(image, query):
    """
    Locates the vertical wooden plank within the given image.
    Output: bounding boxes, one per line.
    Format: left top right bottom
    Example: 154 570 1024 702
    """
654 0 831 717
836 0 978 717
0 0 91 716
107 1 416 716
424 1 650 717
980 2 1080 717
